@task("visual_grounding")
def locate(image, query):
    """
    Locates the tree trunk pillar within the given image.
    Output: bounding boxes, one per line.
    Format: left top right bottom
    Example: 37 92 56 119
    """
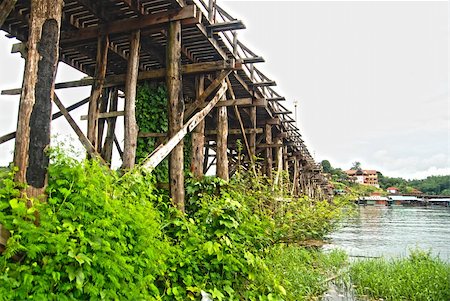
122 30 141 169
13 0 63 198
265 123 273 179
216 91 229 180
191 75 205 178
167 21 185 212
249 106 257 159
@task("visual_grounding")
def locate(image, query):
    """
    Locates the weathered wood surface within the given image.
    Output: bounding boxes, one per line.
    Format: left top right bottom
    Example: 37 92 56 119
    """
2 61 240 95
87 35 109 151
122 30 140 170
101 89 119 163
167 21 185 212
191 75 205 178
0 0 17 27
265 124 273 179
13 0 64 198
216 93 228 180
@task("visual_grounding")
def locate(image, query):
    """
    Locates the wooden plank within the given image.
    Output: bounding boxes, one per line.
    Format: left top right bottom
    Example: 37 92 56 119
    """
206 128 262 135
87 35 109 151
81 111 125 120
265 118 280 125
257 143 283 148
60 5 198 44
197 97 266 108
142 82 227 170
2 61 239 95
13 0 64 199
122 30 141 170
138 132 167 138
0 0 17 27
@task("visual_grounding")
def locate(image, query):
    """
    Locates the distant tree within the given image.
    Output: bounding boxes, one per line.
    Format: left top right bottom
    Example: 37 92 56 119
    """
351 161 361 170
321 160 332 173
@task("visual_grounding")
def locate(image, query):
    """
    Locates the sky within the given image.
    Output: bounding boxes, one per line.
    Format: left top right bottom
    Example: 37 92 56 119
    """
0 1 448 179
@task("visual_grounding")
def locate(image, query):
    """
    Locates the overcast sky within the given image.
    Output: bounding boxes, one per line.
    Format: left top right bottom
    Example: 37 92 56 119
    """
0 1 448 179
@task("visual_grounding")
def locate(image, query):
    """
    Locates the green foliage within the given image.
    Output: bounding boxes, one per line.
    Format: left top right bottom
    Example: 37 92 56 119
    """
0 149 170 300
350 249 450 301
378 173 450 195
264 247 348 301
135 83 192 183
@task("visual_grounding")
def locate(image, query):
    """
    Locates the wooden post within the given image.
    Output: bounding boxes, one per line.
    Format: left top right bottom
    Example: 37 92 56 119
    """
102 89 119 163
216 90 229 180
122 30 140 169
96 88 110 152
191 75 205 178
265 124 273 179
13 0 63 198
249 106 256 158
167 21 184 212
87 35 109 151
273 137 283 187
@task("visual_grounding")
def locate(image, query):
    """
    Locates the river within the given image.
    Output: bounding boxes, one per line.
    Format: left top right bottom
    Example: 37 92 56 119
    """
324 205 450 261
321 205 450 301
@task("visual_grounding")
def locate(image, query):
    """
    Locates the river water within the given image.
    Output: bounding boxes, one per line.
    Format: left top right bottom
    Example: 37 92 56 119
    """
321 206 450 301
324 205 450 261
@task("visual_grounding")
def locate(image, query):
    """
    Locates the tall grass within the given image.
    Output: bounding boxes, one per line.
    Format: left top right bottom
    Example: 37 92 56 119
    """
350 250 450 301
263 246 348 300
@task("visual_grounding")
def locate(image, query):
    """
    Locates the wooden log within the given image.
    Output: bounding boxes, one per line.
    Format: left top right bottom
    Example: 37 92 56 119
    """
96 88 110 152
101 89 119 163
167 21 184 212
0 0 17 27
265 124 273 179
2 61 240 95
13 0 64 198
87 35 109 151
205 128 263 135
249 106 257 157
216 92 228 180
273 137 283 187
191 75 205 178
121 30 140 170
81 111 124 120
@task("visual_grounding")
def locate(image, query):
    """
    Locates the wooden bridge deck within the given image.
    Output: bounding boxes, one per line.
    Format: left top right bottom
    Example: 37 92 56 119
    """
0 0 332 208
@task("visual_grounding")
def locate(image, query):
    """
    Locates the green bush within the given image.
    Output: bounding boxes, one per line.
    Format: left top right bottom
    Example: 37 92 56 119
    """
0 150 170 300
350 250 450 301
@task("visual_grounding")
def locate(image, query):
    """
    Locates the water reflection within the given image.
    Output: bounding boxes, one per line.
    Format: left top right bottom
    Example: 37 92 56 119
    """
324 206 450 261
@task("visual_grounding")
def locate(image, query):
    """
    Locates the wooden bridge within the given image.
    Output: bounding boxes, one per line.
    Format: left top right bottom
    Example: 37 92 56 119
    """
0 0 332 211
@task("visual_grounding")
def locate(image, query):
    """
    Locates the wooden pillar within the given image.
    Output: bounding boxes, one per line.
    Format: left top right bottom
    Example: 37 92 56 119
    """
167 21 185 212
191 75 205 178
291 157 298 196
273 137 283 187
87 35 109 151
216 91 229 180
265 124 273 179
102 89 119 163
13 0 63 198
249 106 256 158
122 30 140 169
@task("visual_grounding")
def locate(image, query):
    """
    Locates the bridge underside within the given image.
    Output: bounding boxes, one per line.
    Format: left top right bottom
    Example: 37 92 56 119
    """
0 0 332 209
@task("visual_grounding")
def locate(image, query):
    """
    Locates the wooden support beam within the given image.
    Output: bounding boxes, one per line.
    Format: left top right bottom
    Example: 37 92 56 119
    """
249 81 276 88
122 30 141 170
87 35 109 151
265 118 281 125
257 143 283 148
0 0 17 27
167 21 184 212
241 57 265 64
81 111 125 120
198 97 266 108
2 61 239 95
206 128 263 135
53 94 104 163
273 111 292 115
265 124 273 179
0 97 89 145
141 81 226 169
13 0 64 198
273 137 283 187
101 89 119 163
207 20 245 36
60 5 199 44
267 97 286 101
216 93 229 180
191 75 205 178
249 106 257 157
